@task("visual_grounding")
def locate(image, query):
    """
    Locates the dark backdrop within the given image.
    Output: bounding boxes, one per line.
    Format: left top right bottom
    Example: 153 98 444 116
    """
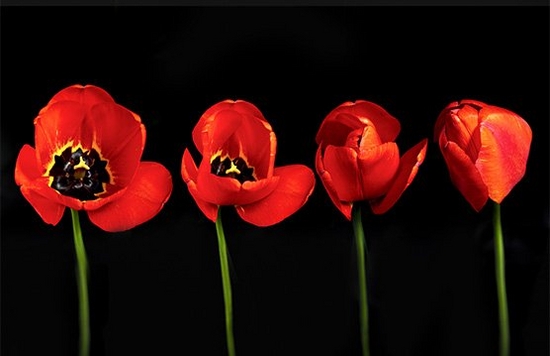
1 6 548 356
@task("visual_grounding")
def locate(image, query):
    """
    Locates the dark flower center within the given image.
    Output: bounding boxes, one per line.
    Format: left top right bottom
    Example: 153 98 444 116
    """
211 155 256 183
48 147 110 201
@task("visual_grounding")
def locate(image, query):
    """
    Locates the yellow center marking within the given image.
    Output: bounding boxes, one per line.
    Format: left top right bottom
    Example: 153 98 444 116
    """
225 161 241 175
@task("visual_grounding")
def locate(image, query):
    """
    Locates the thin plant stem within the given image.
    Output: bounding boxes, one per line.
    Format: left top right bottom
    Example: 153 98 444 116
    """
215 209 236 356
352 205 370 356
493 202 510 356
70 209 90 356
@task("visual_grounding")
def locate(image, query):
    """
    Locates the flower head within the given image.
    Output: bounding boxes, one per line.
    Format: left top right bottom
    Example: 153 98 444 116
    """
315 100 427 220
434 99 532 211
181 99 315 226
15 84 173 232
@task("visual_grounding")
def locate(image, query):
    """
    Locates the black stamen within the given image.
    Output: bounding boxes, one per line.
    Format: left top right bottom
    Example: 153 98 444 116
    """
49 147 110 201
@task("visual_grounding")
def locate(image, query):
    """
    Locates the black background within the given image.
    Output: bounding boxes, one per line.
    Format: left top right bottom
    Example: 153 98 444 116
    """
1 6 548 356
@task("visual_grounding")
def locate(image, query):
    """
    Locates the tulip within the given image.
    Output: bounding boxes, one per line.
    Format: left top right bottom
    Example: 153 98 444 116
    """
434 99 532 211
182 99 315 227
14 84 172 356
315 100 427 220
181 99 315 356
434 99 532 356
315 100 427 356
15 84 173 232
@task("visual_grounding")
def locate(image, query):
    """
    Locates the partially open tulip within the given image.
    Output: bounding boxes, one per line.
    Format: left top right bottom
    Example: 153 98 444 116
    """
15 84 173 232
181 99 315 227
315 100 428 220
434 99 532 211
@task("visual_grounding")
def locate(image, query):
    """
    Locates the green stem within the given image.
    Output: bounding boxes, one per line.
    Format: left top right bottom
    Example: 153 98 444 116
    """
70 209 90 356
215 209 236 356
493 202 510 356
352 205 370 356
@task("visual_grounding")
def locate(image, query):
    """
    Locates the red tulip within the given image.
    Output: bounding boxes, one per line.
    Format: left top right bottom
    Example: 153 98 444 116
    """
315 100 428 220
15 84 173 232
181 99 316 227
434 99 532 211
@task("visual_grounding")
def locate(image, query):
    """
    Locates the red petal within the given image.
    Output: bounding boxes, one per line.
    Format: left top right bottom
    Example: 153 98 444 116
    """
200 107 274 179
20 183 66 226
181 148 199 183
41 84 114 114
192 100 269 154
476 106 532 203
315 145 353 220
15 145 42 186
357 142 400 199
322 145 362 202
87 162 172 232
370 139 428 214
88 103 145 189
316 100 401 146
236 165 315 226
181 149 219 222
444 104 482 162
438 134 488 211
34 101 93 171
13 145 76 221
196 159 279 206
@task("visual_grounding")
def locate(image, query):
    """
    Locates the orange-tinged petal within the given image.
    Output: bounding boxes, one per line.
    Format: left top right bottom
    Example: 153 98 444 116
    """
20 184 66 226
89 103 145 189
193 100 269 154
316 100 401 146
476 106 532 203
181 149 219 222
357 142 400 199
196 159 279 206
181 148 199 183
322 145 362 202
350 100 401 142
200 108 274 179
34 101 93 171
87 162 172 232
439 134 488 211
40 84 114 114
236 165 315 226
315 145 353 220
370 139 428 214
15 145 41 186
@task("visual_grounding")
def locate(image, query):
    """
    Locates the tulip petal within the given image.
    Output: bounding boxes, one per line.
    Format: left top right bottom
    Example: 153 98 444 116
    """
20 183 66 226
87 162 172 232
16 145 84 211
439 134 488 211
89 103 145 188
193 100 268 154
181 149 219 222
370 139 428 214
201 108 274 179
476 107 532 203
236 165 315 227
357 142 400 199
15 144 42 186
196 159 279 206
316 100 401 146
40 84 114 114
315 145 353 220
322 145 362 202
34 101 93 171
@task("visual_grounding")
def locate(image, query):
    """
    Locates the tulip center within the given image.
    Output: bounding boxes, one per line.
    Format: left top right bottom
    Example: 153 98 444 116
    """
210 154 256 183
48 147 110 201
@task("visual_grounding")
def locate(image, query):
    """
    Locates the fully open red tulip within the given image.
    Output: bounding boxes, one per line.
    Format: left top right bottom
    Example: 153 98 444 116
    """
315 100 427 220
15 84 173 232
434 99 532 211
181 99 315 227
